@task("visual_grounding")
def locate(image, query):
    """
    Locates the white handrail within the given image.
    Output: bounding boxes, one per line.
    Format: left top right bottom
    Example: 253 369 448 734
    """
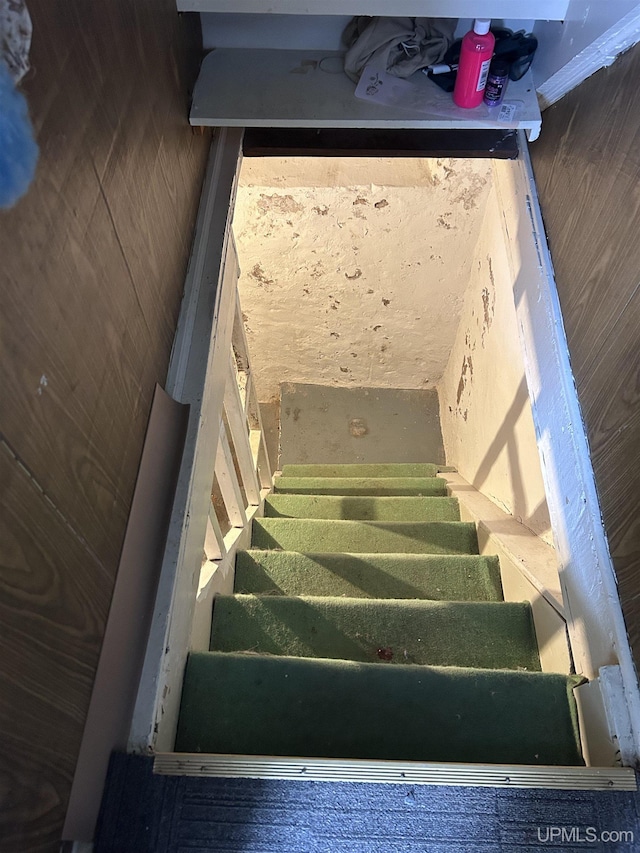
129 130 272 753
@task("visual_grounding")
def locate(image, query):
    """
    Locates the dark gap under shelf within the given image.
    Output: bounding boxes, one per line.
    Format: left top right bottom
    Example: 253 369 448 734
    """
242 128 519 159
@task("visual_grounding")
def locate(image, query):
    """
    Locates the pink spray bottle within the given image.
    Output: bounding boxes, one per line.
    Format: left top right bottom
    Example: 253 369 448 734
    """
453 19 495 109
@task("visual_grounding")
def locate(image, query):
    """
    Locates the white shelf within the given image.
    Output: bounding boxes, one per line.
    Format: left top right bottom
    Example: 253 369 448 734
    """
178 0 569 20
190 49 542 140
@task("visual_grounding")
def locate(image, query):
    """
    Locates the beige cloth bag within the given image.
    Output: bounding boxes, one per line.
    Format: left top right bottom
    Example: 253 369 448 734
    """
343 16 456 83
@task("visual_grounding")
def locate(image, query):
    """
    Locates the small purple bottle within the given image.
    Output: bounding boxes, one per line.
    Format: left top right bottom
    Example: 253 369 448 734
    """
484 59 509 107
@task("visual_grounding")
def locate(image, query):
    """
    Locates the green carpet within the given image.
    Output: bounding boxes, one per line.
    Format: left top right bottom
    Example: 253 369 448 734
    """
235 550 504 602
177 458 583 769
175 652 584 766
252 518 479 555
281 463 439 479
274 476 447 496
210 595 541 671
264 494 460 522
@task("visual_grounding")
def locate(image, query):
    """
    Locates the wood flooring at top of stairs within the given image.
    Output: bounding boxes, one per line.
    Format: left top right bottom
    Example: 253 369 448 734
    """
0 2 210 849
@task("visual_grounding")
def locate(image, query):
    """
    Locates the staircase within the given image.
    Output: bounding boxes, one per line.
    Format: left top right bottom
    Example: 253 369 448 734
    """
175 462 584 768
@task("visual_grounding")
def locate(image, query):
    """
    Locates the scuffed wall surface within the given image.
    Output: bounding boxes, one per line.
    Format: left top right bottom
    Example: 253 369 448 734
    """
439 185 552 543
233 157 491 401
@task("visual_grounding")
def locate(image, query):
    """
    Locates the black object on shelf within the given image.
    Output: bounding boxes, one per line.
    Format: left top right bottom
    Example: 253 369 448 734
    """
427 28 538 93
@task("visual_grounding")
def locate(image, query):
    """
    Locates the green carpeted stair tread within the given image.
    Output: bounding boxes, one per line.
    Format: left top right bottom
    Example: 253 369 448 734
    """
264 494 460 522
210 595 541 671
274 477 447 496
176 652 584 766
252 518 479 555
235 550 504 601
280 463 438 479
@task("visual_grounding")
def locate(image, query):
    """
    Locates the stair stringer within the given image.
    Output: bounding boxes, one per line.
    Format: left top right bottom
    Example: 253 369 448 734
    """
493 142 640 766
440 470 620 769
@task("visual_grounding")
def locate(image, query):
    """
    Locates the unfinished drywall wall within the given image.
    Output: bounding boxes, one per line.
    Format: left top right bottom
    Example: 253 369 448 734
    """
233 157 491 401
439 182 552 544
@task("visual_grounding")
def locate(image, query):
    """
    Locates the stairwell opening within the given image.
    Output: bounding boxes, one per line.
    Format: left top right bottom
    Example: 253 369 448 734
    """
73 140 640 846
232 153 552 545
125 135 639 783
221 149 634 769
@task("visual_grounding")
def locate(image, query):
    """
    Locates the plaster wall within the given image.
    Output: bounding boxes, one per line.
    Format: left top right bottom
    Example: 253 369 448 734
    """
233 156 491 401
439 182 552 544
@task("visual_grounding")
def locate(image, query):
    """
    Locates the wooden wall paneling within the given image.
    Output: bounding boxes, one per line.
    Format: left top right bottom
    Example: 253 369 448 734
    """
63 387 189 841
2 179 149 567
0 449 112 852
0 0 210 849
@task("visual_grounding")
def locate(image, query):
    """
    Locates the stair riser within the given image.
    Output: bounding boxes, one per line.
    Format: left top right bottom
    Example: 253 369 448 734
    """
265 494 460 522
252 519 479 555
274 477 447 496
235 551 503 601
182 460 582 772
176 653 584 766
211 596 541 671
281 463 438 479
235 550 504 601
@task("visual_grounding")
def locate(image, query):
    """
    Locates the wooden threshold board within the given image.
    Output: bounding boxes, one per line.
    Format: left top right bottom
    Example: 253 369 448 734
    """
242 127 519 158
190 49 542 138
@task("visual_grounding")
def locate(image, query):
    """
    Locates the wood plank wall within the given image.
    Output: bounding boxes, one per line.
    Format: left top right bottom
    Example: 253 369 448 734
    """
531 44 640 674
0 2 209 850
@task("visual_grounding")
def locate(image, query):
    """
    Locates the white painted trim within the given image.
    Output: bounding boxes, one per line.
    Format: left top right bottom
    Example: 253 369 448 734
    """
600 665 638 767
153 752 636 790
166 131 239 400
574 678 619 768
537 6 640 109
232 292 273 487
440 472 563 615
205 506 226 561
177 1 569 19
128 130 244 754
216 419 248 527
223 355 261 505
439 472 572 679
243 371 254 416
492 135 640 765
190 495 268 650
